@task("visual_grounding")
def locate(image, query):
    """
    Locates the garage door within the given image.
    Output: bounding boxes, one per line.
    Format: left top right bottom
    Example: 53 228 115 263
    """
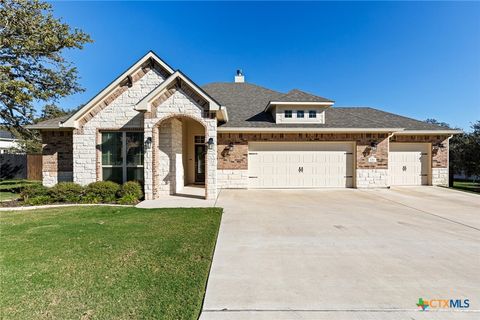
248 142 354 188
389 143 430 186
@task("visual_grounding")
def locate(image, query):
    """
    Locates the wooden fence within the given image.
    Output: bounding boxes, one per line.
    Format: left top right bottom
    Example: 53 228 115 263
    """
27 154 42 181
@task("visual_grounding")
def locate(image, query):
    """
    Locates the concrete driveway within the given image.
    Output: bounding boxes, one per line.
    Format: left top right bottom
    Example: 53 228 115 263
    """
201 187 480 320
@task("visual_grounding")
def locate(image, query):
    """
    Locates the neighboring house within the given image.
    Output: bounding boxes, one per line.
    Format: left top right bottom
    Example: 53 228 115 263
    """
0 130 19 154
28 51 460 200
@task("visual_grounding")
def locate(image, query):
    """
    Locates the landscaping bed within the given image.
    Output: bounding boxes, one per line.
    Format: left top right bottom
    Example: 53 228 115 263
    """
0 180 144 207
0 206 222 319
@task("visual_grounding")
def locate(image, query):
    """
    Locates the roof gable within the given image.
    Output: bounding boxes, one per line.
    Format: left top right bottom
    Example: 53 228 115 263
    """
61 51 175 128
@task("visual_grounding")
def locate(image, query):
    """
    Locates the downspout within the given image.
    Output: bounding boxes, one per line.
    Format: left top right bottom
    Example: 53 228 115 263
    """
446 134 454 187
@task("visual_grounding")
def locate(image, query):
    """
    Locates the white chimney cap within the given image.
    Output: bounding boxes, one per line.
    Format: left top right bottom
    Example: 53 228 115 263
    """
234 69 244 83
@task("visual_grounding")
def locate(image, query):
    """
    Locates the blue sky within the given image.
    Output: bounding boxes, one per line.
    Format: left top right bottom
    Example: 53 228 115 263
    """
50 1 480 130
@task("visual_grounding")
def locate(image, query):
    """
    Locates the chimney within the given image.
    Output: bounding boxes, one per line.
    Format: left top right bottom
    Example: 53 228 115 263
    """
234 69 244 83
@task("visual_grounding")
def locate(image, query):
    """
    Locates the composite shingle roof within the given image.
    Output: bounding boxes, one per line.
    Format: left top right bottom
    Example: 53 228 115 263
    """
201 82 452 131
28 81 455 132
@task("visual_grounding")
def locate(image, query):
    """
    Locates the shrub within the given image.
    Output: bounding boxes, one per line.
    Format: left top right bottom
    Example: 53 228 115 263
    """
20 184 49 201
117 194 140 205
50 182 84 203
118 181 143 199
25 195 52 206
85 181 120 203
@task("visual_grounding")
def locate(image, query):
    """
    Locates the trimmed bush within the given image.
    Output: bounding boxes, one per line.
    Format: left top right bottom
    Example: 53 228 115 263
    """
119 181 143 199
117 194 140 205
20 184 49 201
85 181 120 203
50 182 84 203
25 195 52 206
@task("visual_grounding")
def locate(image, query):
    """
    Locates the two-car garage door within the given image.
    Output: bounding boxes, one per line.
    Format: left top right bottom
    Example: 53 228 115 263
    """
248 142 354 188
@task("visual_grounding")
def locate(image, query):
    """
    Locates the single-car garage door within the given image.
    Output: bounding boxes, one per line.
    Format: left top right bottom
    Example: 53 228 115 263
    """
389 143 430 186
248 142 354 188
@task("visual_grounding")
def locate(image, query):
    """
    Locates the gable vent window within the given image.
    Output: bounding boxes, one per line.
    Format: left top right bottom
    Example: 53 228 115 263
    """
309 110 317 118
284 110 292 118
297 110 304 118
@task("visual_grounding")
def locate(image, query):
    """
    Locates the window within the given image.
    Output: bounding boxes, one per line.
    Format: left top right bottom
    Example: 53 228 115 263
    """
284 110 292 118
297 110 304 118
309 110 317 118
101 131 144 184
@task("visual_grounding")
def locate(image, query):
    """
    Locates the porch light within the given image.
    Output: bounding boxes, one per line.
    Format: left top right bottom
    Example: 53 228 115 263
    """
145 137 152 149
228 142 235 151
207 137 215 150
370 141 378 151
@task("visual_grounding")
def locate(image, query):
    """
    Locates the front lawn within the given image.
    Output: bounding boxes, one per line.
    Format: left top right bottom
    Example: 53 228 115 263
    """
0 206 222 319
452 181 480 194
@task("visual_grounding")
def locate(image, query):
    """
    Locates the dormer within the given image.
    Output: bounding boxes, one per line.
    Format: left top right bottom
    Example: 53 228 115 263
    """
265 89 334 124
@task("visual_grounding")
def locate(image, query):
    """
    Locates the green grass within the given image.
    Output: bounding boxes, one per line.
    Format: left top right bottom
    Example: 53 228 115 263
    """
0 206 222 319
0 179 41 191
0 191 19 201
452 181 480 194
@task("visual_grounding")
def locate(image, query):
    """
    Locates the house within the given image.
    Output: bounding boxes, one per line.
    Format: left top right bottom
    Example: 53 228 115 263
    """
28 51 460 200
0 130 19 154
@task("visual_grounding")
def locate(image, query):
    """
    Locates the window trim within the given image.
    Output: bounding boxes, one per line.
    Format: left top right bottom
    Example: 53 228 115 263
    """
309 110 317 118
101 130 144 184
284 110 292 118
297 110 305 118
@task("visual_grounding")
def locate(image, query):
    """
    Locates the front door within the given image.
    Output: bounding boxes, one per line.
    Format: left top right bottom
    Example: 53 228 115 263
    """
194 136 206 184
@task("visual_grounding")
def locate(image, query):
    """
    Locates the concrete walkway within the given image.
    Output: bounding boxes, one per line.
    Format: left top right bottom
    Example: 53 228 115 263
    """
201 187 480 319
136 185 216 208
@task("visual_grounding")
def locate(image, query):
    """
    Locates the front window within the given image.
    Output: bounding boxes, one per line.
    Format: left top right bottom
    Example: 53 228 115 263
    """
297 110 304 118
284 110 292 118
101 131 144 184
309 110 317 118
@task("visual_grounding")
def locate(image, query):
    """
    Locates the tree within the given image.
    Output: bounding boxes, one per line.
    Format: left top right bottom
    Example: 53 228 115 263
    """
0 0 92 137
36 104 70 123
462 121 480 179
425 118 451 128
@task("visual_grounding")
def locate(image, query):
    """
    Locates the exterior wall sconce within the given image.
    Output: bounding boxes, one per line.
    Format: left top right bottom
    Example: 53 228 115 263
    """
370 141 378 151
207 137 215 150
228 142 235 151
144 137 152 149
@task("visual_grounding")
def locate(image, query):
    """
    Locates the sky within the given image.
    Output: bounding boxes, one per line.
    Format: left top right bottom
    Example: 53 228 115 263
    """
49 1 480 131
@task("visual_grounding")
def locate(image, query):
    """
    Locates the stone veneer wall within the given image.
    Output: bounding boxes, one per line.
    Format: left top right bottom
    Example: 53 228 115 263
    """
144 88 217 200
41 131 73 186
155 118 183 195
217 132 390 188
72 68 165 185
432 168 449 186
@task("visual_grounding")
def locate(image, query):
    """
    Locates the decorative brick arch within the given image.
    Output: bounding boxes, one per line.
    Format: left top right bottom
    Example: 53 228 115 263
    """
150 113 213 199
143 86 218 200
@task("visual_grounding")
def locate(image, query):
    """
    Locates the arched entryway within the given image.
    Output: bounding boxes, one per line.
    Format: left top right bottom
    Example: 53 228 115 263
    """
148 114 213 200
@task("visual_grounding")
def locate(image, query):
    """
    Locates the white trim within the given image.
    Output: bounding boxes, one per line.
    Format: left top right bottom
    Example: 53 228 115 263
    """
62 52 174 128
135 71 221 112
218 127 404 133
219 107 229 122
393 130 462 135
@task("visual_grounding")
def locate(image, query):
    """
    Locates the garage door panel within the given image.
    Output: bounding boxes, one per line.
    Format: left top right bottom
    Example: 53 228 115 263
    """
389 143 429 186
248 142 353 188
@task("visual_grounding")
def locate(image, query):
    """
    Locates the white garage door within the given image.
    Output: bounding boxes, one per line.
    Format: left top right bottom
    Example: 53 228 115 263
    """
389 143 430 186
248 142 354 188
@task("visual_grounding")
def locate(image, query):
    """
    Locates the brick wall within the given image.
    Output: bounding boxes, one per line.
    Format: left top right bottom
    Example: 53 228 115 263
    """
391 135 449 168
217 132 389 170
41 131 73 186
